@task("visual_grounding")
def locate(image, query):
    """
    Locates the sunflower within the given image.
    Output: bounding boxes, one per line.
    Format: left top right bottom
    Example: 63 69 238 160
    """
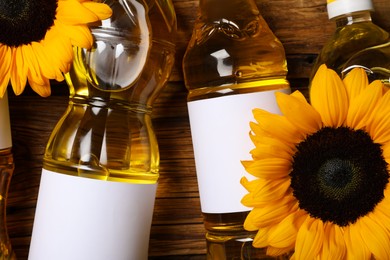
0 0 112 98
241 64 390 259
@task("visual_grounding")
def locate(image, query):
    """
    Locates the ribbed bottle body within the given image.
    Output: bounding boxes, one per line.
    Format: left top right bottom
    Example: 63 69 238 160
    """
183 0 290 258
29 1 176 259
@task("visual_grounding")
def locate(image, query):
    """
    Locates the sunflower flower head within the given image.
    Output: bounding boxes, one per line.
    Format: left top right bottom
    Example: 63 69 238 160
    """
0 0 112 97
242 64 390 259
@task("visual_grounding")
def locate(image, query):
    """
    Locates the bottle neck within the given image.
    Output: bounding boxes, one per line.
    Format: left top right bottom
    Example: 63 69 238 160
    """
333 11 372 27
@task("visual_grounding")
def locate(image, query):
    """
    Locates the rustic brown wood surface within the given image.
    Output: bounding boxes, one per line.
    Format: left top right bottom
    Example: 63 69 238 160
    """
6 0 390 259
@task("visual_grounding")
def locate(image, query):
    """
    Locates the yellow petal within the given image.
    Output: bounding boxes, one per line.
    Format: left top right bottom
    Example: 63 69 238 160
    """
248 196 297 228
241 178 291 207
266 245 294 257
23 44 46 86
10 47 28 95
268 209 306 249
242 158 291 179
249 126 297 156
0 45 12 97
345 225 371 259
310 64 348 127
56 22 93 48
276 91 322 135
43 27 74 73
57 0 105 24
366 89 390 144
343 67 369 101
384 186 390 201
30 42 64 81
318 223 346 260
358 215 390 258
82 1 113 20
252 226 272 247
28 78 51 97
250 137 295 161
371 206 390 234
381 143 390 163
295 216 324 259
252 108 304 144
346 80 383 130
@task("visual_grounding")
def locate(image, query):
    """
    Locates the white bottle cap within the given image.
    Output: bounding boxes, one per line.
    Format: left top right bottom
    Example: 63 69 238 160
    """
0 92 12 149
327 0 374 19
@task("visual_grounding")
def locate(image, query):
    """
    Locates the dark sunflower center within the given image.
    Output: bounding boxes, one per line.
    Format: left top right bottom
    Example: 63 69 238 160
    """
0 0 57 47
290 127 389 226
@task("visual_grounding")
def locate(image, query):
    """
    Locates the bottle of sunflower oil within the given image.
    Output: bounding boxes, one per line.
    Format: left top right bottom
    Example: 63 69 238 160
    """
342 42 390 87
28 0 176 260
310 0 390 81
0 93 16 260
182 0 291 258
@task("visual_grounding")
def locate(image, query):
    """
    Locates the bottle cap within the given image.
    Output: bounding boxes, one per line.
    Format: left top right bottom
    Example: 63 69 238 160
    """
327 0 374 19
0 92 12 149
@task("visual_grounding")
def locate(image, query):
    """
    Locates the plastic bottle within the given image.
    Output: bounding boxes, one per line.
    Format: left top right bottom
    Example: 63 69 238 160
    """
0 93 16 260
310 0 389 80
182 0 291 258
28 0 176 259
342 42 390 86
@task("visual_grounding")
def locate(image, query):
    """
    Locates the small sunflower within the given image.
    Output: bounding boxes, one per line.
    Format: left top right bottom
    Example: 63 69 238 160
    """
241 64 390 259
0 0 112 97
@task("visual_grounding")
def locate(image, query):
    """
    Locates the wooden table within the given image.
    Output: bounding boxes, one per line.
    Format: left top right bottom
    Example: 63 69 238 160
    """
6 0 390 259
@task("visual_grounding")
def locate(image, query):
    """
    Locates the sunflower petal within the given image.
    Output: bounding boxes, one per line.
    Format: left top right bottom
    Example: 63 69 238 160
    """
252 226 272 247
82 1 113 20
345 225 371 259
346 80 383 130
10 47 28 95
241 177 291 207
57 0 106 24
247 196 297 228
310 64 348 127
30 42 64 81
295 216 324 259
43 27 74 73
343 67 369 101
0 45 12 97
381 143 390 164
23 44 46 86
266 245 294 257
358 215 390 259
371 206 390 235
242 158 291 179
268 209 306 249
252 108 304 144
366 90 390 144
57 23 93 48
276 91 322 134
24 48 52 97
318 223 346 260
28 78 51 97
250 136 295 160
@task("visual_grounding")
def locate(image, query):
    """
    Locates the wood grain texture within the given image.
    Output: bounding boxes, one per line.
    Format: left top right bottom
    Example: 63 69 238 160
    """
5 0 390 259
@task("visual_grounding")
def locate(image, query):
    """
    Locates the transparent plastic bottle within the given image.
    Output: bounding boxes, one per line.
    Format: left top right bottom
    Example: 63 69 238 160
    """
28 0 176 259
0 93 16 260
182 0 290 258
342 42 390 86
310 0 389 80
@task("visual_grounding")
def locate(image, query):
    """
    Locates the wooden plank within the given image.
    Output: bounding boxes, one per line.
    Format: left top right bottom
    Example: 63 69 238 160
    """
149 224 206 256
